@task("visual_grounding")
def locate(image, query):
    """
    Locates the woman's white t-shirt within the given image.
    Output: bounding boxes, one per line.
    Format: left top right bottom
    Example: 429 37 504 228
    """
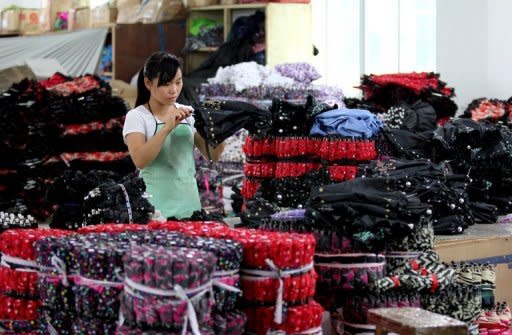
122 103 195 143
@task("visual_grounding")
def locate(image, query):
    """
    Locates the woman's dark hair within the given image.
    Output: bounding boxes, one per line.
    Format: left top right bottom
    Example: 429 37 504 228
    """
135 51 183 107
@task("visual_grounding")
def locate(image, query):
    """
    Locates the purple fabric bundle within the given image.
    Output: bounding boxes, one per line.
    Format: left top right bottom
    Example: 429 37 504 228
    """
120 245 216 332
212 310 248 335
275 62 322 84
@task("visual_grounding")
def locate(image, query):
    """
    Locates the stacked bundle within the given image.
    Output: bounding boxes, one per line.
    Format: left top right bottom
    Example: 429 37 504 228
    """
0 228 73 333
46 170 120 230
241 98 380 208
351 72 457 123
0 73 133 219
120 245 217 334
303 176 434 333
359 159 474 234
148 221 325 335
82 173 155 226
431 119 512 221
34 228 246 334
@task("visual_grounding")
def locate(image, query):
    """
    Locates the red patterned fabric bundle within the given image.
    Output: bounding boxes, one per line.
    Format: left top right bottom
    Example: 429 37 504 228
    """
0 229 72 322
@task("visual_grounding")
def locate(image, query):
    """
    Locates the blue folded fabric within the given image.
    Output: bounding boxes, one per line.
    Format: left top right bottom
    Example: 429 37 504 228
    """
310 108 383 138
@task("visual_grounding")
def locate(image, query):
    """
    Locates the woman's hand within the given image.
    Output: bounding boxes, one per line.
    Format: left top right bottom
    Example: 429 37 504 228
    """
162 107 192 132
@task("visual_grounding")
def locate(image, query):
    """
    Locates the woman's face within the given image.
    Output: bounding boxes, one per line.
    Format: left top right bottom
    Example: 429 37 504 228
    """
145 68 183 105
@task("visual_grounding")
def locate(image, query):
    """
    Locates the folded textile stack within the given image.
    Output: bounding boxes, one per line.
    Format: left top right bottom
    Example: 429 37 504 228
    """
0 228 73 333
147 221 324 335
240 97 380 209
46 170 121 230
431 119 512 221
0 73 134 219
82 173 155 226
34 228 245 334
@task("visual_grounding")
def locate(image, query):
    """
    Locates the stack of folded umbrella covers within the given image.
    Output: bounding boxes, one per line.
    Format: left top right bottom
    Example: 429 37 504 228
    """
0 73 134 223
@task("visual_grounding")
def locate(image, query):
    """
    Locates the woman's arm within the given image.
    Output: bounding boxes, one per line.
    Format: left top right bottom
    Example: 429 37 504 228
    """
194 132 225 162
126 124 174 169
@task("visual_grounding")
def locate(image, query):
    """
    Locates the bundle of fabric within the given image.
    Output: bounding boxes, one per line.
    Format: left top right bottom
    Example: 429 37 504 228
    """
200 83 345 107
41 74 103 96
194 150 226 215
243 136 378 162
43 151 134 177
184 24 223 51
77 223 148 234
46 169 121 230
57 116 126 152
47 89 127 124
464 98 512 123
243 301 324 335
0 228 72 331
120 245 216 333
358 159 473 235
0 211 37 233
357 72 457 121
275 62 322 85
82 173 154 226
432 119 512 218
306 177 431 253
310 108 383 138
36 229 245 334
147 222 321 334
194 99 272 148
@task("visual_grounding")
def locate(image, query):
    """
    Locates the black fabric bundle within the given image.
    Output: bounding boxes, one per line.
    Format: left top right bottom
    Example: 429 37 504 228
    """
306 177 432 252
193 100 272 148
358 159 473 235
257 168 333 209
46 170 120 230
432 119 512 218
82 173 155 226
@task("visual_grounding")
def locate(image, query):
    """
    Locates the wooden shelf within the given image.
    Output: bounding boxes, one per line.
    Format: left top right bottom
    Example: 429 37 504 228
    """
188 3 267 11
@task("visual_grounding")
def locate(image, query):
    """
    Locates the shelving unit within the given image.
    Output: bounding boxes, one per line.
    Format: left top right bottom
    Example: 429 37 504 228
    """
185 2 312 73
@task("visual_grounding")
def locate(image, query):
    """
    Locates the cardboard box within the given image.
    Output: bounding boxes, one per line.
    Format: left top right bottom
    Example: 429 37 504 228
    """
40 0 72 31
19 8 41 34
137 0 185 23
68 7 90 31
117 0 140 24
436 227 512 303
91 4 117 27
1 8 20 32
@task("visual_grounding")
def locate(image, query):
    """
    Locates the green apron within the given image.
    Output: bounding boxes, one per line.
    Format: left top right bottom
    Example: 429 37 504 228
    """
140 122 201 219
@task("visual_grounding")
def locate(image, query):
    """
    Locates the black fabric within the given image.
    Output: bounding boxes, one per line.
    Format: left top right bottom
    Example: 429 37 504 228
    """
193 100 272 148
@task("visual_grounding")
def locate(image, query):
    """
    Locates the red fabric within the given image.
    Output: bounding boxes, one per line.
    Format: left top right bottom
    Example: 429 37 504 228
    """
45 151 129 165
78 223 148 234
42 74 101 96
360 72 455 99
243 300 324 335
39 73 68 88
61 116 125 136
0 229 72 260
0 296 41 320
244 136 377 162
241 270 317 304
241 178 261 199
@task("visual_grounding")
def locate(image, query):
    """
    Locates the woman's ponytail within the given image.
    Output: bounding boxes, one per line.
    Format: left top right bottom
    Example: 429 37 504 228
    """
135 68 150 107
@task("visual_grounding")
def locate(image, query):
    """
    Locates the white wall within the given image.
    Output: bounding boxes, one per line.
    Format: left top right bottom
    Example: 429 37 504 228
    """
0 0 41 9
437 0 512 110
436 0 488 110
486 0 512 101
